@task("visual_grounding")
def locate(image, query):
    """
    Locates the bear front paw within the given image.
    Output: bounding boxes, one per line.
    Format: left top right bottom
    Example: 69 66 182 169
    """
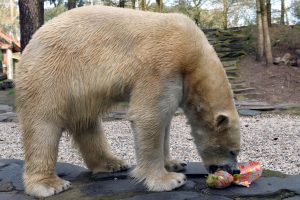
165 159 187 172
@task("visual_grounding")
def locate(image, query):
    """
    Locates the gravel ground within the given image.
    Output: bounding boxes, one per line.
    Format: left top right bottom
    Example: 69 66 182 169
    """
0 114 299 175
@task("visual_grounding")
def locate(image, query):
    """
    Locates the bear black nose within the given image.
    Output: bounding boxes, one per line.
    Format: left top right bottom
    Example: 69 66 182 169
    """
232 169 241 174
208 165 219 173
208 165 240 175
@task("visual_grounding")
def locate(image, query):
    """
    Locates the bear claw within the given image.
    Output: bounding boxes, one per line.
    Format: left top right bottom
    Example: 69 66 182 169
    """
165 160 187 172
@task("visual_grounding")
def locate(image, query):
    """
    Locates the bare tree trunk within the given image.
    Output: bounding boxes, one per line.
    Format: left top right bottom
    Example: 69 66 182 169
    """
281 0 285 25
67 0 76 10
285 5 289 25
155 0 162 12
261 0 273 66
131 0 136 9
256 0 264 61
266 0 271 26
19 0 44 52
119 0 126 7
140 0 145 10
223 0 228 29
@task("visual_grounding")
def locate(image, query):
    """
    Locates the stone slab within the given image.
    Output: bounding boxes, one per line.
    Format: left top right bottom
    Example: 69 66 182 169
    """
0 161 23 190
0 105 13 112
0 112 18 122
0 159 87 191
81 179 145 196
92 162 208 182
1 159 300 200
92 168 130 181
284 196 300 200
203 176 300 197
120 191 232 200
0 192 34 200
184 162 208 178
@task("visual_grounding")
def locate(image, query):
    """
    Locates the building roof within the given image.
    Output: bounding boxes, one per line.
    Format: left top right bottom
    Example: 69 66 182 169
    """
0 30 20 52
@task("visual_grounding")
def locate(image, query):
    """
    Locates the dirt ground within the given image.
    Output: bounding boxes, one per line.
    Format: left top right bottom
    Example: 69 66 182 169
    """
240 56 300 105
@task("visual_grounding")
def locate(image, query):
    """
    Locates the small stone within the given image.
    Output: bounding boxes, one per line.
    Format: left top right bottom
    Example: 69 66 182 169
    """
282 53 292 65
273 57 282 65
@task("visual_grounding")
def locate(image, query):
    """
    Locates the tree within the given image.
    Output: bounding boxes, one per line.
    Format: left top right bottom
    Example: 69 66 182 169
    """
156 0 162 12
131 0 136 9
281 0 285 25
48 0 64 7
119 0 125 7
19 0 44 52
256 0 264 61
258 0 273 66
67 0 77 9
292 0 300 19
256 0 273 66
44 5 66 22
266 0 271 26
222 0 228 29
0 0 19 38
191 0 203 26
140 0 146 10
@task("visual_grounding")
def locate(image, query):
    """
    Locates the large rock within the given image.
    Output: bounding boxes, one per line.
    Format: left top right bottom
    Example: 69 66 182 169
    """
1 159 300 200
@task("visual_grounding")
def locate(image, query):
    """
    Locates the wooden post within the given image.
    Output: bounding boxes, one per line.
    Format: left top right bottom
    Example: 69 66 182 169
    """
6 48 13 79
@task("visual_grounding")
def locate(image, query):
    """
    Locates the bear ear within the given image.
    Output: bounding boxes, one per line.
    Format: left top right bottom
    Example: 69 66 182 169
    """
215 113 230 132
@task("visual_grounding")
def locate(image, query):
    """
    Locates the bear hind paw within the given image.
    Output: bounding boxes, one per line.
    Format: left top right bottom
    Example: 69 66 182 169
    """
145 172 187 191
131 168 187 192
91 157 129 173
25 178 71 198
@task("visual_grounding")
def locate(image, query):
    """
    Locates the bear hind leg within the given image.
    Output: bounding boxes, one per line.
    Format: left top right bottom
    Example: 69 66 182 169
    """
73 121 128 173
22 121 71 198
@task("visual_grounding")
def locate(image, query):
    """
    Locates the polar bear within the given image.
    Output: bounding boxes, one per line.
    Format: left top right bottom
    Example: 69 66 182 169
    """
16 6 241 198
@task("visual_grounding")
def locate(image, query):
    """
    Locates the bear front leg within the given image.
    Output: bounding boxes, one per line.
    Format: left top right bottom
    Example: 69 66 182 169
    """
128 77 186 191
164 124 187 172
130 118 186 191
22 121 71 198
73 120 128 173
